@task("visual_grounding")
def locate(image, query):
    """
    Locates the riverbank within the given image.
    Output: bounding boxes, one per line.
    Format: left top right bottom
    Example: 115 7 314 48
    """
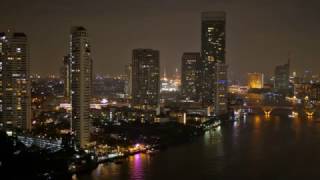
80 113 320 180
88 118 223 168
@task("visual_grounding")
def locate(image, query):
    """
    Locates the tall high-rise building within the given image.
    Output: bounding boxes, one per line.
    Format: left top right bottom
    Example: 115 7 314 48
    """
124 64 132 98
132 49 160 110
274 60 290 92
70 26 92 147
62 55 71 99
0 31 31 130
200 12 227 115
248 72 264 89
181 52 200 101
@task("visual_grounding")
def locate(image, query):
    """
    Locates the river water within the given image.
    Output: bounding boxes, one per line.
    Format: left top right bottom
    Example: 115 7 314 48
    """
78 113 320 179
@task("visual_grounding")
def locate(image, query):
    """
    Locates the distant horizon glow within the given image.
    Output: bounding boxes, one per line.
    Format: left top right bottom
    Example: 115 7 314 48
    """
1 0 320 83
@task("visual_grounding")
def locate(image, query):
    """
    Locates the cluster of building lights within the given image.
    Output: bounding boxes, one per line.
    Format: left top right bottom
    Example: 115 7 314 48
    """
160 71 180 92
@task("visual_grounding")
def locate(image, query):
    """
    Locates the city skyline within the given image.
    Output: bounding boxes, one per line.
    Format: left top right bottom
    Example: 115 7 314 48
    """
1 0 320 80
2 1 320 178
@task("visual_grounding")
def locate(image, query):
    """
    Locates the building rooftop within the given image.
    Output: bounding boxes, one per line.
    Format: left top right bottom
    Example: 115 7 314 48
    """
71 26 87 32
13 32 27 37
0 32 27 37
201 11 226 21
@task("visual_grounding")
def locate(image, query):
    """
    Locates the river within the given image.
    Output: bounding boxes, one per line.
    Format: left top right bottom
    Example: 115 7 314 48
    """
78 113 320 179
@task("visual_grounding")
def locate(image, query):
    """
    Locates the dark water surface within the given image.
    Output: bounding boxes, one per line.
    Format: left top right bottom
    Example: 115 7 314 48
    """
78 114 320 180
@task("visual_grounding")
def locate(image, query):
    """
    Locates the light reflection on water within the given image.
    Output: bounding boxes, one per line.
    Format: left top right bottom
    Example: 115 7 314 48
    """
129 153 149 180
80 113 320 180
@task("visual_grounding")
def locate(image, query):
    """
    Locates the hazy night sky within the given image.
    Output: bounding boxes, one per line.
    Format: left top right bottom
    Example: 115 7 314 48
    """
1 0 320 82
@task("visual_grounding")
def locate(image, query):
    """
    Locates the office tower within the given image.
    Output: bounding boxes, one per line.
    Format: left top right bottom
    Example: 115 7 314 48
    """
132 49 160 110
200 11 227 115
0 31 31 130
181 52 200 101
70 26 92 147
274 61 290 93
124 64 132 98
215 63 228 115
63 55 71 99
248 72 264 89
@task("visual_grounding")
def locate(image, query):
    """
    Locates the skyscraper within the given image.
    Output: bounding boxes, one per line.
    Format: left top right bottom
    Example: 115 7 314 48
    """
70 26 92 147
274 61 290 93
132 49 160 110
200 12 227 115
181 52 200 101
0 31 31 130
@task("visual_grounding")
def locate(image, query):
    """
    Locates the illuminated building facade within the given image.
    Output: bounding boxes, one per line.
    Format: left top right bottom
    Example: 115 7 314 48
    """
132 49 160 110
17 135 63 152
274 61 290 93
70 26 92 147
0 31 31 130
228 85 248 94
199 11 228 115
181 52 200 101
248 72 264 89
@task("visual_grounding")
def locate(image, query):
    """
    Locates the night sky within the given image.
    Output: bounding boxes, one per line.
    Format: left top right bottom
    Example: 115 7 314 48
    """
1 0 320 81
